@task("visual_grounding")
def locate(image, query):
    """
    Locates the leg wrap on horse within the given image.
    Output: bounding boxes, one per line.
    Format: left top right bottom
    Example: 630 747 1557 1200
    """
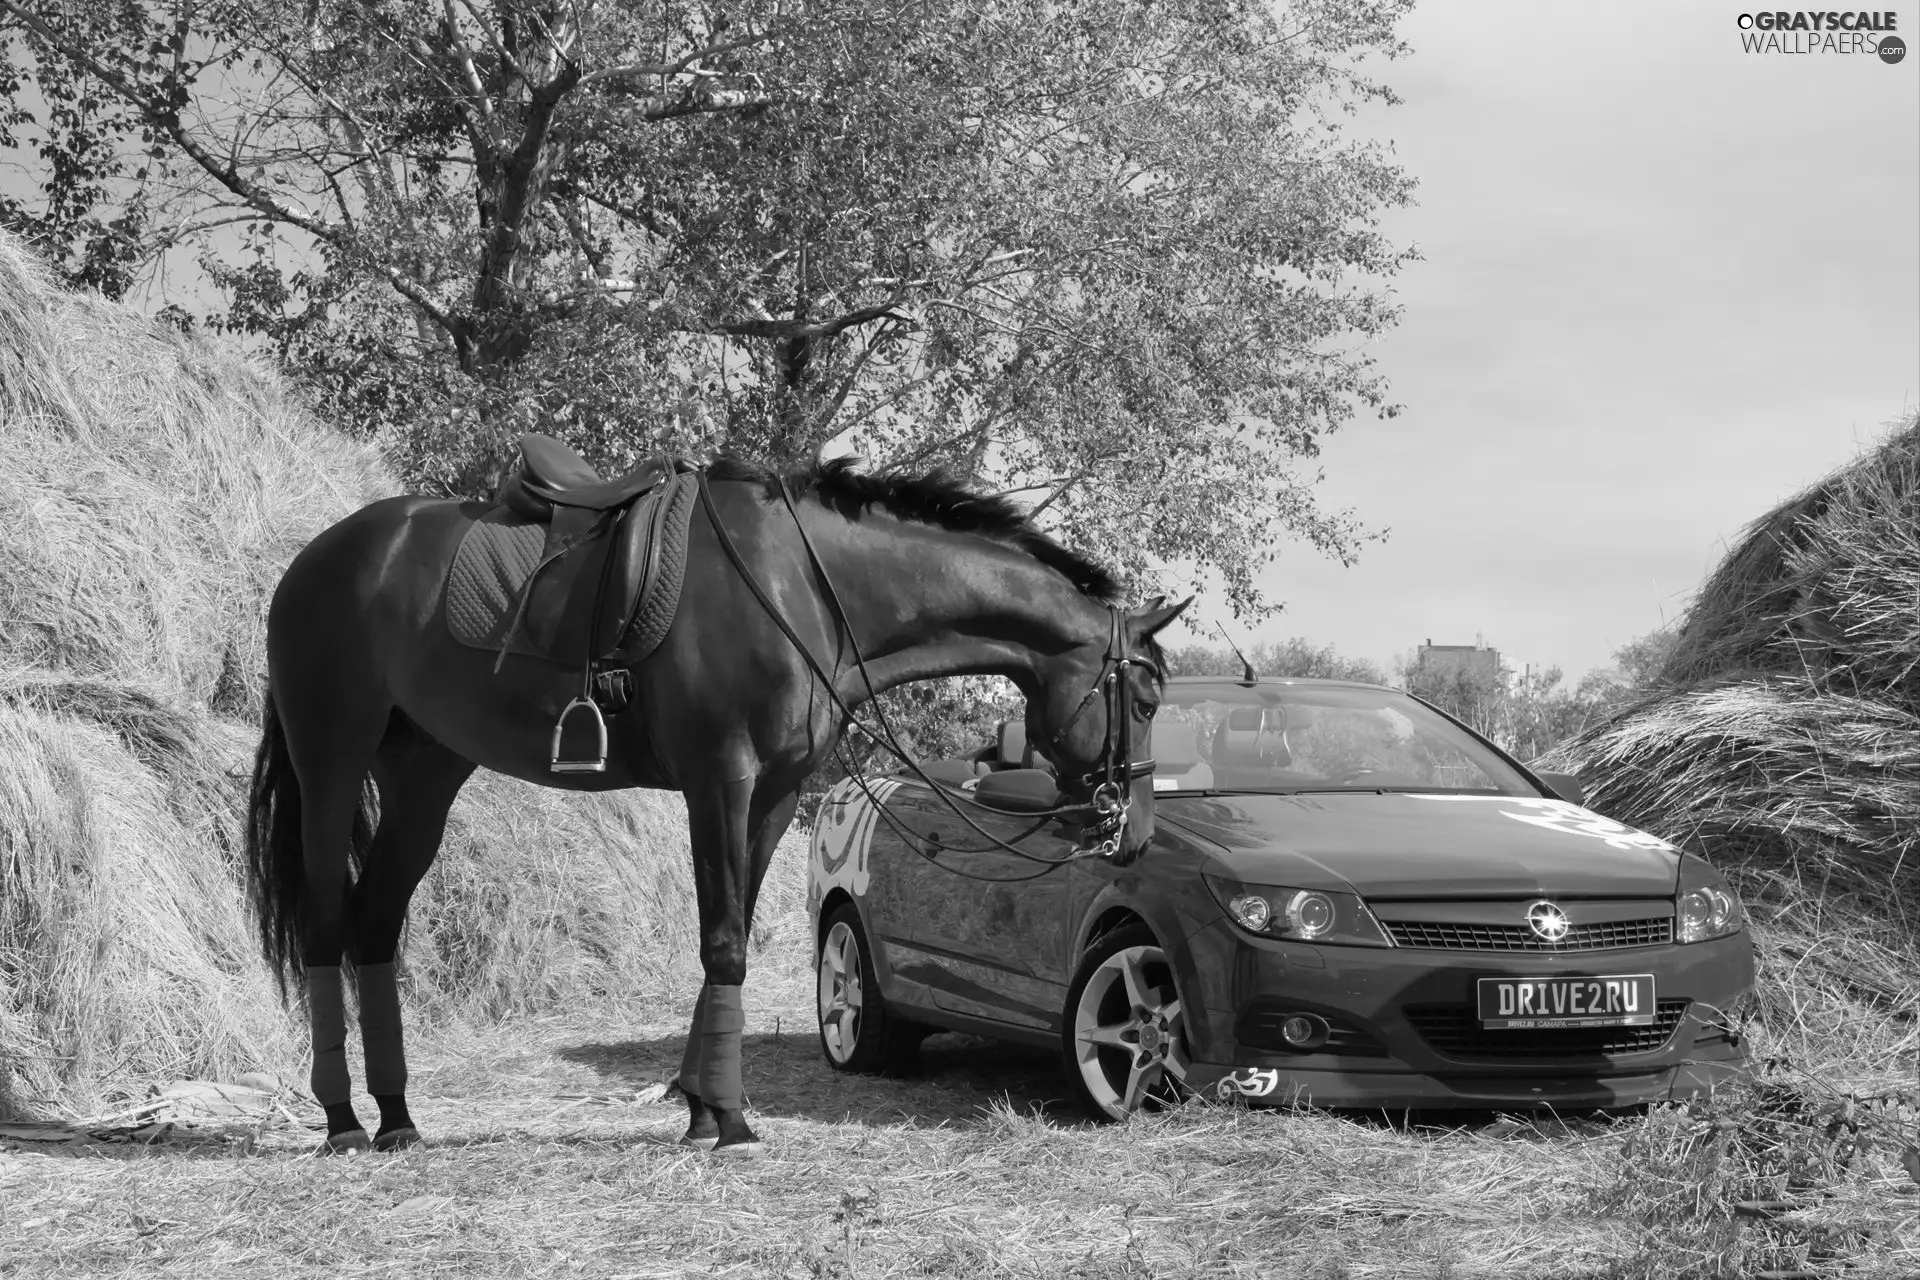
306 965 352 1107
677 985 711 1097
355 961 408 1096
694 984 746 1111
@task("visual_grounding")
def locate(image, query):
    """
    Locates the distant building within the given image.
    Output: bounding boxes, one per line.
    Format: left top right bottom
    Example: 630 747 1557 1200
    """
1413 638 1502 687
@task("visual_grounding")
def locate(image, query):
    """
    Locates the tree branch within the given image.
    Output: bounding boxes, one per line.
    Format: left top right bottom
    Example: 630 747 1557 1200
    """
550 177 676 243
1028 460 1111 517
0 0 473 360
638 93 770 120
468 22 583 345
805 317 900 440
450 0 529 86
436 0 505 164
708 301 907 342
578 30 784 89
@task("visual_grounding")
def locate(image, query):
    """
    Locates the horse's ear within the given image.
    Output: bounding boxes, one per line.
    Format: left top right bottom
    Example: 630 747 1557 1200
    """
1130 595 1193 640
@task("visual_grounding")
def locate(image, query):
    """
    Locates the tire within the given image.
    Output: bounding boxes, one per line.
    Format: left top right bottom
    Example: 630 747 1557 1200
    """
816 902 924 1076
1061 922 1194 1121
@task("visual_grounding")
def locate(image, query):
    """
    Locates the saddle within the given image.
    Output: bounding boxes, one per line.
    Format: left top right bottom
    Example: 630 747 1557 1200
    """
442 434 699 774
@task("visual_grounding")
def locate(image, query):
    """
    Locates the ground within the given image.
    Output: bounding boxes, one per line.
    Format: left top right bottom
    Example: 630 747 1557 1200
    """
2 935 1915 1279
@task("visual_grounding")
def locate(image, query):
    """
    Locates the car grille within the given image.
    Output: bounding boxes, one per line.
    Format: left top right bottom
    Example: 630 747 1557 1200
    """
1382 917 1673 952
1405 1000 1691 1061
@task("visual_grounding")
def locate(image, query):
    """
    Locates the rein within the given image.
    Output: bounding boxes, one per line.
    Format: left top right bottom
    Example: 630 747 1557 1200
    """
1039 605 1161 851
695 471 1151 872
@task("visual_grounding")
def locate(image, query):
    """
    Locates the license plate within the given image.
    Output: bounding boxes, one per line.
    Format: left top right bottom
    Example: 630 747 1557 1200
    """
1476 974 1657 1029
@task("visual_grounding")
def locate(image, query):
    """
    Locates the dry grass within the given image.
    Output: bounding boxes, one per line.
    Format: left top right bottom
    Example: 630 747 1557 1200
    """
0 935 1914 1280
1538 418 1920 1098
0 232 393 719
1527 414 1920 1275
1656 413 1920 700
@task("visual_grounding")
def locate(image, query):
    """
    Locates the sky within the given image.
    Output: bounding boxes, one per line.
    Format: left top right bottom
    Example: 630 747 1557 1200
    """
1180 0 1920 681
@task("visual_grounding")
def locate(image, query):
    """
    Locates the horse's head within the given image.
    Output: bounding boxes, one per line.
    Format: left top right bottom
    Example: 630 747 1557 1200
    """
1028 596 1192 858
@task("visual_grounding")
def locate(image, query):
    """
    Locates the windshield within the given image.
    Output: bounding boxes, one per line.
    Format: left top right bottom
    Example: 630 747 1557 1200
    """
1149 681 1537 796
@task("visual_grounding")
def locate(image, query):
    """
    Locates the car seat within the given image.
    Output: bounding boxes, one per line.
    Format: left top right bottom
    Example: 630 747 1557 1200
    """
995 720 1054 773
1212 706 1298 788
1147 720 1212 790
916 758 984 787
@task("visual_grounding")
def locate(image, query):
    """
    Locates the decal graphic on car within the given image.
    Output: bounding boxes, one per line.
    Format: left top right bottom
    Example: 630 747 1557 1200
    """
1409 795 1677 852
1215 1067 1282 1100
809 777 904 910
1496 800 1677 852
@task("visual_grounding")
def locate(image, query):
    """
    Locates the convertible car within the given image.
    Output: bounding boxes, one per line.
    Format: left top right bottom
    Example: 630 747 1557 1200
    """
807 676 1755 1120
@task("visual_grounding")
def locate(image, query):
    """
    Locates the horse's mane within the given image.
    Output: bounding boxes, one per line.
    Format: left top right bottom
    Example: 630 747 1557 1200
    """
708 455 1124 605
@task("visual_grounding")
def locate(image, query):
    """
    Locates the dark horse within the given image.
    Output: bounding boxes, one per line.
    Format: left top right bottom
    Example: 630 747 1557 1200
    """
244 453 1189 1154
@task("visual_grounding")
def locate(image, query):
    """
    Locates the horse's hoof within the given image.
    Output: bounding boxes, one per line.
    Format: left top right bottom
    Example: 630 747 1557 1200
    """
319 1128 371 1155
711 1138 765 1159
678 1133 720 1151
374 1127 421 1152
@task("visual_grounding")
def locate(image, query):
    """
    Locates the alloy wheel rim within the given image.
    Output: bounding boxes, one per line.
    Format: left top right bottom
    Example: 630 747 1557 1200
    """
1072 943 1191 1119
818 921 864 1064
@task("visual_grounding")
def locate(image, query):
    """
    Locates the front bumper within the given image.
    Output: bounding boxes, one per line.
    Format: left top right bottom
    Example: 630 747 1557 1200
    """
1178 915 1756 1111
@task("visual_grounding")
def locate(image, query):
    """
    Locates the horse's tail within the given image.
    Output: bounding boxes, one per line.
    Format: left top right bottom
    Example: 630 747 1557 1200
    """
245 687 382 1000
245 690 306 1001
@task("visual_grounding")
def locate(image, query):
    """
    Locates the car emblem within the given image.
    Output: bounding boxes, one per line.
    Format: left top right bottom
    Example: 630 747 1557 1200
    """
1525 900 1571 942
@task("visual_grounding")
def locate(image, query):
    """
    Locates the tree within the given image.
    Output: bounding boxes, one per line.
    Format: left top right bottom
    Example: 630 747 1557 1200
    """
1402 650 1641 765
1404 653 1505 742
1168 637 1388 685
1604 626 1679 690
0 0 1417 614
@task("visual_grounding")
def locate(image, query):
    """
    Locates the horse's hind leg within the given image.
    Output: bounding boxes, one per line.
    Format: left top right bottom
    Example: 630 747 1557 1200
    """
349 722 474 1152
279 688 391 1151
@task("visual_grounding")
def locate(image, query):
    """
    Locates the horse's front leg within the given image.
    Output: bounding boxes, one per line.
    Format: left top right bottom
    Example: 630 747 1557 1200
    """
678 772 800 1155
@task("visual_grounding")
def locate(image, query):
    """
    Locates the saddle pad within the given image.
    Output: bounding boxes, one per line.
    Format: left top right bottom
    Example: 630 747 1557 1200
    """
444 509 551 659
442 472 699 665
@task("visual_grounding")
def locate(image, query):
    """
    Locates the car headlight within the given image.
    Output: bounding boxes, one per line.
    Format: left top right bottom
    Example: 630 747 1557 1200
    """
1675 855 1745 943
1203 875 1393 948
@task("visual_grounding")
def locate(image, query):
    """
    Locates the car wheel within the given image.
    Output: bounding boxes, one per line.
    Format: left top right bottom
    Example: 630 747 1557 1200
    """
1061 922 1194 1121
817 903 923 1076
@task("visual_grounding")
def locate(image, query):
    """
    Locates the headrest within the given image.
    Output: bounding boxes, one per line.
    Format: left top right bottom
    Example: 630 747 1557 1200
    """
998 721 1034 770
1213 710 1291 769
1150 720 1201 769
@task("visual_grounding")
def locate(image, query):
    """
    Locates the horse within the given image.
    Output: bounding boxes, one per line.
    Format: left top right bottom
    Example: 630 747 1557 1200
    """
243 450 1190 1154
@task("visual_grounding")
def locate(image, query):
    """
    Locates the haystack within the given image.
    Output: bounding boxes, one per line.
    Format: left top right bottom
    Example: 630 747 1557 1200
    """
0 231 767 1120
1544 413 1920 1083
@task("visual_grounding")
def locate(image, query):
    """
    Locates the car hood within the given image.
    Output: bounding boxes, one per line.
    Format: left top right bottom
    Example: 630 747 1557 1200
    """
1155 792 1680 898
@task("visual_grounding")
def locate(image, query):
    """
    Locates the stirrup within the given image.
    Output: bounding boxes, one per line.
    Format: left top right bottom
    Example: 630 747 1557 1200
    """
550 696 608 774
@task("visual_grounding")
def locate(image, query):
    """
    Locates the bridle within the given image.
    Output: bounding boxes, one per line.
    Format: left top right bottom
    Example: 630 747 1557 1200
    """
695 471 1159 872
1039 606 1161 860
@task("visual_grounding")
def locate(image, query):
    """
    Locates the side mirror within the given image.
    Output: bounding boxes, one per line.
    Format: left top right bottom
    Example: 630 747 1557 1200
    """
1534 771 1585 806
971 768 1063 814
